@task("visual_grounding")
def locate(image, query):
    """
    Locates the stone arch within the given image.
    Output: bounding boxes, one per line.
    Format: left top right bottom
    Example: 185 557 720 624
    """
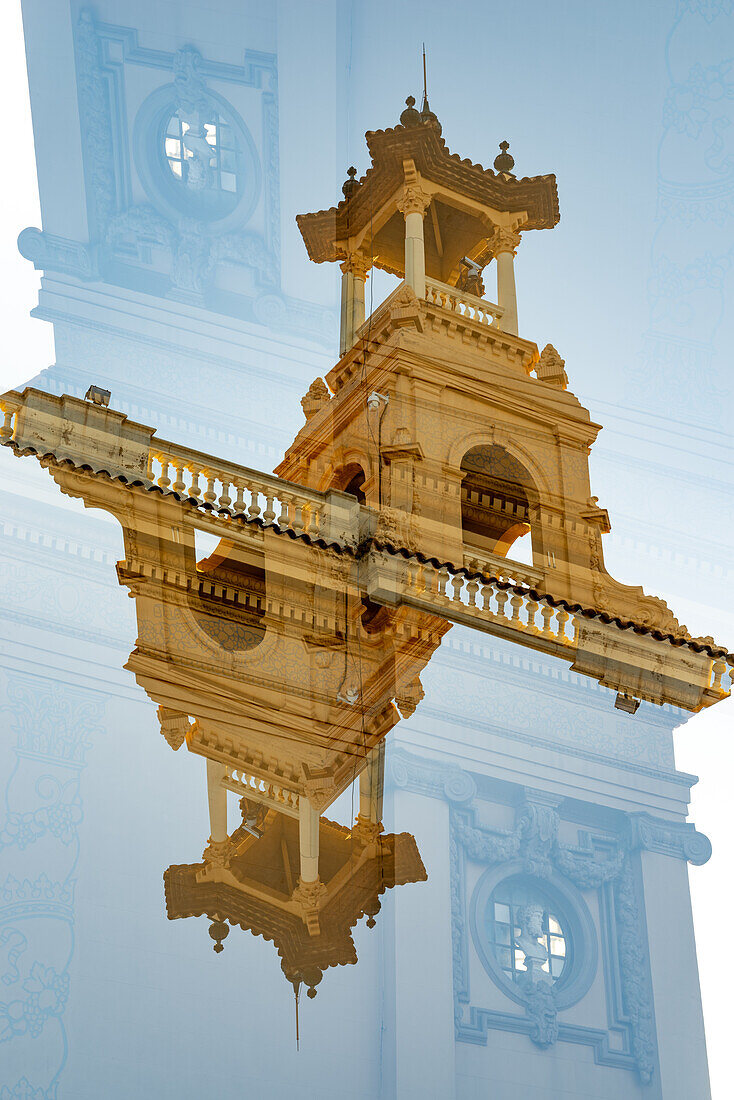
460 443 543 564
447 430 554 504
329 460 367 504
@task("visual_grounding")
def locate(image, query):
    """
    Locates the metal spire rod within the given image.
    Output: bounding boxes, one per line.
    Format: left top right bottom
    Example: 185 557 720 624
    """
422 43 428 108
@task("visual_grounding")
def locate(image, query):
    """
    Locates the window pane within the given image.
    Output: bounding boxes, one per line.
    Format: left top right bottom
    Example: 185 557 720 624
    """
496 947 511 969
494 903 510 923
165 138 181 158
514 949 526 971
548 916 562 935
495 924 511 945
220 172 237 192
221 149 236 172
551 957 564 977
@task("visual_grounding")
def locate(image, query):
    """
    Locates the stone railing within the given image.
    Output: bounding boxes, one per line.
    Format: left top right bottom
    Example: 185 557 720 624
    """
148 440 334 540
365 545 733 708
222 767 301 818
424 277 504 328
462 549 544 590
0 388 360 548
400 553 576 649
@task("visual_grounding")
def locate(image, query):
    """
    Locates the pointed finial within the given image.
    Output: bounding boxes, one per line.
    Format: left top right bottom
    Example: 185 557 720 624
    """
342 165 360 198
400 95 421 126
494 140 515 175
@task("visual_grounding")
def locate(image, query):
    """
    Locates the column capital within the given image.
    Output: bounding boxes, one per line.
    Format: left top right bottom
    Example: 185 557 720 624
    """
340 252 371 279
397 182 432 217
488 225 522 257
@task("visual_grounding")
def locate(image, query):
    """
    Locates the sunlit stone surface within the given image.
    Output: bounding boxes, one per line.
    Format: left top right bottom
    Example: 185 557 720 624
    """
0 4 730 1100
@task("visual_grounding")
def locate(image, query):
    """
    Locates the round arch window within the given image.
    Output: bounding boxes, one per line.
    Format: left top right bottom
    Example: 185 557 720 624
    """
134 85 261 232
487 876 571 988
470 864 597 1010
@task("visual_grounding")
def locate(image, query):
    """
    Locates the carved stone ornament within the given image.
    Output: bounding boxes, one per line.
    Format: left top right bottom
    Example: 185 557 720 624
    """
173 47 213 193
301 377 331 420
375 507 421 553
340 253 371 279
536 344 569 389
520 974 558 1048
396 182 432 217
487 225 522 256
395 674 425 718
157 705 191 750
202 837 231 868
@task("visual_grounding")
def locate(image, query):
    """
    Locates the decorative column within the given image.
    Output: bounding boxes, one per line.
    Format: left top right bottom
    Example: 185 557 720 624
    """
339 253 370 356
489 226 522 336
205 759 227 844
397 181 431 299
298 796 320 883
358 741 385 827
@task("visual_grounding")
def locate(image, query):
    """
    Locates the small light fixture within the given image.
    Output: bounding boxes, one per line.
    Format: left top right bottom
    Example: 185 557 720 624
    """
615 692 640 715
84 385 111 407
367 391 389 411
243 815 264 840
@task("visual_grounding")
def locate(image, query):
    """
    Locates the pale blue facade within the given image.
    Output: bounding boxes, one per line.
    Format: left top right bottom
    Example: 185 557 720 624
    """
1 2 729 1098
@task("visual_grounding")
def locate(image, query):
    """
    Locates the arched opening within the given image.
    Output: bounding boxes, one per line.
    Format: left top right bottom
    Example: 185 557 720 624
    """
331 462 366 505
192 537 266 652
460 445 539 565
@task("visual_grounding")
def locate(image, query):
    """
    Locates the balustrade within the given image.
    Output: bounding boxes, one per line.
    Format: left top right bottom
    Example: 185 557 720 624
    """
223 767 300 818
424 277 504 328
148 442 330 542
401 553 575 651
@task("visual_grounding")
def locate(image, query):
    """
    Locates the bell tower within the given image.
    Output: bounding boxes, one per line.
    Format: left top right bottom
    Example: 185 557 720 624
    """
279 97 685 641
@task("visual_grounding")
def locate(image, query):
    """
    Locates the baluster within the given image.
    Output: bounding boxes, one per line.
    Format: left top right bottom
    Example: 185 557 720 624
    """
0 406 15 441
306 503 320 539
233 479 247 514
451 573 464 604
525 597 539 633
291 497 305 533
406 559 420 591
247 483 262 519
711 658 726 692
203 472 217 506
218 479 232 510
187 466 202 499
172 463 187 495
480 578 495 615
157 459 171 491
263 494 276 524
540 603 554 638
278 495 292 529
145 450 155 482
495 588 509 620
510 592 524 626
424 562 439 599
437 565 450 600
555 608 569 642
466 574 479 608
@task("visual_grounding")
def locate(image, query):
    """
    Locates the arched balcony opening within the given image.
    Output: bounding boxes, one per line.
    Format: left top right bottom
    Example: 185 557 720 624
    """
460 445 539 566
331 462 366 505
192 537 266 652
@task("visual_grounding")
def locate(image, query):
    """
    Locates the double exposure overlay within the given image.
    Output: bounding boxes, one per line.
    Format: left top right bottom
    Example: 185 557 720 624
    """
0 3 731 1099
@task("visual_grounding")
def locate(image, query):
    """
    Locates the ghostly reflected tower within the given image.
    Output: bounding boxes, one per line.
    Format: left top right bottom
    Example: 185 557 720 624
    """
0 4 727 1100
